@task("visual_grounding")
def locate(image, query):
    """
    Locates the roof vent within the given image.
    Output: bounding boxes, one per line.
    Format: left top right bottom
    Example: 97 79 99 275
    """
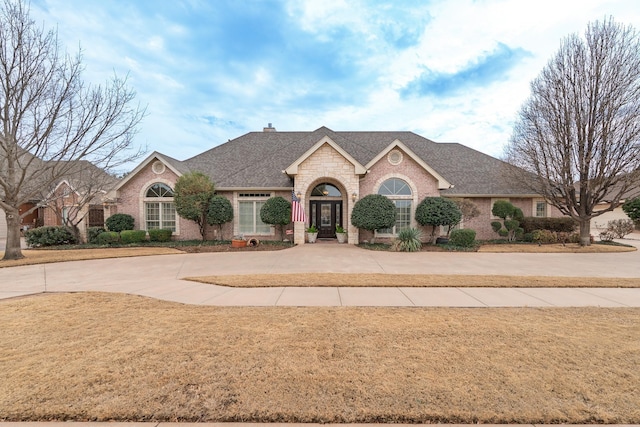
263 123 276 132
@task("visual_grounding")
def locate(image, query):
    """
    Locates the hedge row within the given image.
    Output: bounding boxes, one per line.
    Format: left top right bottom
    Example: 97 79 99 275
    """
25 226 78 247
520 217 576 233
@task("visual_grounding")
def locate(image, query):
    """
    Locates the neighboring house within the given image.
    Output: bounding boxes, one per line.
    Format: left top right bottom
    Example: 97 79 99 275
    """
40 161 117 237
0 160 116 240
111 125 566 244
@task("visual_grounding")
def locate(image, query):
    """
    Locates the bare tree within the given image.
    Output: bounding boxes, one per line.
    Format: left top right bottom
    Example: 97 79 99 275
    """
0 0 145 260
505 17 640 246
39 161 117 242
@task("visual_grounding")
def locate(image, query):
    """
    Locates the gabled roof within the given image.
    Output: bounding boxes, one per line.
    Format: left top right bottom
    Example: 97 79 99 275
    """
365 139 451 189
284 134 367 175
113 151 189 191
134 127 536 196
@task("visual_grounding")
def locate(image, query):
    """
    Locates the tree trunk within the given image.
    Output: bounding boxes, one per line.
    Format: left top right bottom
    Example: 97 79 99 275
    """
579 218 592 246
3 208 24 260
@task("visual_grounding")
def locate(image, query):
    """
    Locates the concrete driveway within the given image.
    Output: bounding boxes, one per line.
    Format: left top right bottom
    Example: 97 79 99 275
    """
2 239 640 307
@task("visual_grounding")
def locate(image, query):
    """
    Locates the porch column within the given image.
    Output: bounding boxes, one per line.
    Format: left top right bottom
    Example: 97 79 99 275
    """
294 220 305 245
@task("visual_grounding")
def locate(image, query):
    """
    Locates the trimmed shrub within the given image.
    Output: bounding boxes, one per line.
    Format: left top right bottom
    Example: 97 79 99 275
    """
96 231 120 245
207 195 234 240
415 197 462 241
449 229 476 247
622 197 640 222
492 200 516 220
105 213 135 233
148 228 173 242
532 229 557 244
520 217 576 233
351 195 396 231
25 226 78 247
87 227 106 244
393 227 422 252
490 201 521 241
260 196 291 240
120 229 147 244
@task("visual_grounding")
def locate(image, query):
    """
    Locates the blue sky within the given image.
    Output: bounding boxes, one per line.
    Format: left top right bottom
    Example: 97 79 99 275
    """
30 0 640 172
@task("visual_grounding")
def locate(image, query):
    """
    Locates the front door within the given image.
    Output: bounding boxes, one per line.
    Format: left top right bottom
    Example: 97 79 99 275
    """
311 201 342 239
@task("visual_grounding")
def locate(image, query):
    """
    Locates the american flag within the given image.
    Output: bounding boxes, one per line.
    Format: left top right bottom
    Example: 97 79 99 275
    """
291 190 307 222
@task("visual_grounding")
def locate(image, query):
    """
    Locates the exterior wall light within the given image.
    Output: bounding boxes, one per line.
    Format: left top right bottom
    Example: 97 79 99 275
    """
351 192 358 202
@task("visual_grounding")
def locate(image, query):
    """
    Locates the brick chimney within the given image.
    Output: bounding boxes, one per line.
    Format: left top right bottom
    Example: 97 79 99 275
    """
263 123 276 132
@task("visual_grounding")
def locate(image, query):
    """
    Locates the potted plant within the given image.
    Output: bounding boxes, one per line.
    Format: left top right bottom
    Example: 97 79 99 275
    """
231 234 247 248
306 224 318 243
335 224 347 243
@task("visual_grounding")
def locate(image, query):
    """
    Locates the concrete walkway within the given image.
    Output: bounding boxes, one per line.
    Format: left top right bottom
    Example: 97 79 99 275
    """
2 240 640 307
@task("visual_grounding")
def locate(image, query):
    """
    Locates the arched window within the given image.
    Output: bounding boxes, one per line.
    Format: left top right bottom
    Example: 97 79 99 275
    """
311 183 341 197
146 183 174 198
377 178 412 235
144 183 176 232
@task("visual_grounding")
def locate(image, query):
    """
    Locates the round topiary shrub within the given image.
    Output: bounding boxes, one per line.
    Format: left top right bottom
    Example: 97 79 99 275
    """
449 229 476 247
105 213 135 233
120 230 147 244
414 197 462 242
260 196 291 239
351 194 396 231
148 228 173 242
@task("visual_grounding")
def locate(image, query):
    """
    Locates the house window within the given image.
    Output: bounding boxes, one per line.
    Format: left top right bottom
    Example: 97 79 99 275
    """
238 193 272 235
377 178 412 235
144 183 176 231
535 200 547 217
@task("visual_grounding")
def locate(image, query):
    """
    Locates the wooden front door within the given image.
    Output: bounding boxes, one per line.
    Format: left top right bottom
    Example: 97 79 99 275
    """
311 201 342 239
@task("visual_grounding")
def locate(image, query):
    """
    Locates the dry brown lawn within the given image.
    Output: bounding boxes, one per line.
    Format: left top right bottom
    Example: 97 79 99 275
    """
0 292 638 423
186 273 640 288
0 247 183 268
479 243 636 253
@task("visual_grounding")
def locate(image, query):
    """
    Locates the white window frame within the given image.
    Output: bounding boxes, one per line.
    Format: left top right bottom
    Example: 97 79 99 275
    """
236 192 273 236
533 199 548 217
375 177 414 237
140 180 179 234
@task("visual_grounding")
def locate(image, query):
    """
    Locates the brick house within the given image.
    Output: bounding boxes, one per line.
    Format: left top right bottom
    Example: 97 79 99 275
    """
111 125 562 244
0 160 116 240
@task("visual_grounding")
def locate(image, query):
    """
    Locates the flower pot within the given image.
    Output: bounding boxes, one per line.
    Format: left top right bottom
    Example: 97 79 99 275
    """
306 232 318 243
231 239 247 248
336 232 347 243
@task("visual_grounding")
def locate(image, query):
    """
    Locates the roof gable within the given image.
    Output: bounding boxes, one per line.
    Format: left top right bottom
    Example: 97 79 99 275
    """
284 135 367 175
365 139 451 189
113 152 186 191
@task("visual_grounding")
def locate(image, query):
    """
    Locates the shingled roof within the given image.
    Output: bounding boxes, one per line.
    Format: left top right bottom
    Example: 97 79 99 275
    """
170 126 536 196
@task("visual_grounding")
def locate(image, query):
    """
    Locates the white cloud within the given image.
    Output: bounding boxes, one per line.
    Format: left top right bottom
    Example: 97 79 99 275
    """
23 0 640 171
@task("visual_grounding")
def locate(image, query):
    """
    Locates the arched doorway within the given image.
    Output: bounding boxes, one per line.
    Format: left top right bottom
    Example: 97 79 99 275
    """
309 183 342 239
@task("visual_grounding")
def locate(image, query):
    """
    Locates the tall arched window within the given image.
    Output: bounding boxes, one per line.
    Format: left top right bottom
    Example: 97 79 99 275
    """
377 178 412 235
144 183 176 232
